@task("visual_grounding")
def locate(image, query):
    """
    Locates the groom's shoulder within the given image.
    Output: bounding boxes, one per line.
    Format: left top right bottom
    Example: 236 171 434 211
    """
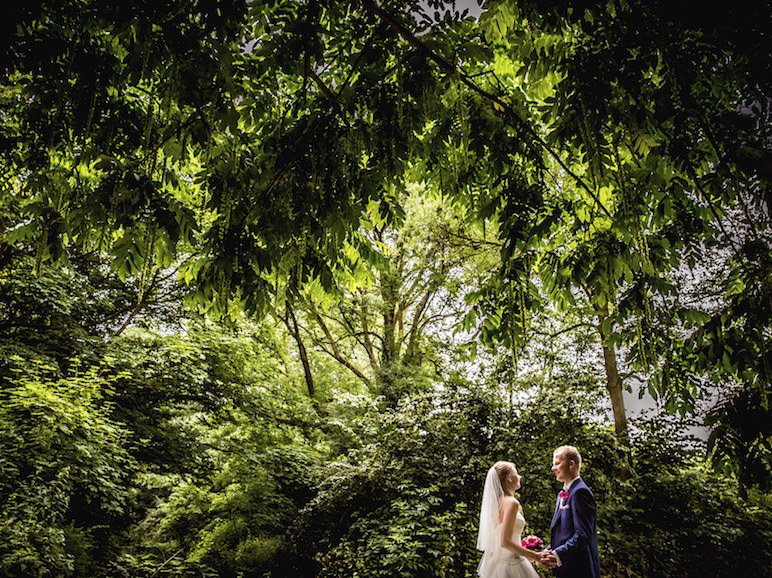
574 480 598 508
574 478 594 494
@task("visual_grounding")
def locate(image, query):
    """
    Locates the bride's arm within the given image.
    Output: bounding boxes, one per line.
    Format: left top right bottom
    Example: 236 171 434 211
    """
499 499 541 562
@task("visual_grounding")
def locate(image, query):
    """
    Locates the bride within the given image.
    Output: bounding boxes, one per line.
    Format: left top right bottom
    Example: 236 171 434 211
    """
476 461 542 578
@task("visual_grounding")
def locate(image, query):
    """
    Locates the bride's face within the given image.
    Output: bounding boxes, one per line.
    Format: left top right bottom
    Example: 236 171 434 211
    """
506 469 522 493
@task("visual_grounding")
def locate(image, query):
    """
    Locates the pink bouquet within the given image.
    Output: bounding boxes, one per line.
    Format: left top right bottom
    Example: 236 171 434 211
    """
521 534 545 551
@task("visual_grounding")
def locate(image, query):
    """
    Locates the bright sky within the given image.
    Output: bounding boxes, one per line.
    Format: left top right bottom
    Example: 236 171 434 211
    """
419 0 485 19
455 0 485 17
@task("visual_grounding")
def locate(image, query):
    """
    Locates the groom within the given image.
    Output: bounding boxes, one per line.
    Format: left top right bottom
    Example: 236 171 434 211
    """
539 445 601 578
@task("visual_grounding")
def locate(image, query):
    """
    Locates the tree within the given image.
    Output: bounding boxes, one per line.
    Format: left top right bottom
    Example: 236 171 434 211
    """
2 0 767 490
465 0 770 479
286 186 498 404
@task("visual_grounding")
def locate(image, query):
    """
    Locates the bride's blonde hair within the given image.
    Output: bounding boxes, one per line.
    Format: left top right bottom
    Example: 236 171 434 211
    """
493 461 519 495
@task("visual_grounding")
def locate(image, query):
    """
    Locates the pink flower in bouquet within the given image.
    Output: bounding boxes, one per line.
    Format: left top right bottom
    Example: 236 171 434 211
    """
521 534 545 551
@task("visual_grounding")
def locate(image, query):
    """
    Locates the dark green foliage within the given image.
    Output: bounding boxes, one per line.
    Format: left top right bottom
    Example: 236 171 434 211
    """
0 360 134 576
0 1 768 576
601 413 772 578
102 323 324 578
291 373 619 577
291 375 770 578
707 385 772 496
0 254 110 369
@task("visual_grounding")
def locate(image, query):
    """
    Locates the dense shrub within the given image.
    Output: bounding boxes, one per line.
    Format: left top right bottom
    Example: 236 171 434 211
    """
290 372 619 577
289 375 771 578
0 360 134 577
600 414 772 578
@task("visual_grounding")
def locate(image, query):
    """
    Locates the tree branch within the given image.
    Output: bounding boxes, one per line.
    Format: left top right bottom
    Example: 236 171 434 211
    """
362 0 612 218
284 303 316 398
530 321 593 338
310 303 373 387
306 68 346 121
356 293 381 372
313 339 373 388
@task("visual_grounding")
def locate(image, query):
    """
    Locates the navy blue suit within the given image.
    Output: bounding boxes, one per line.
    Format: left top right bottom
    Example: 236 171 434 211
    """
549 477 601 578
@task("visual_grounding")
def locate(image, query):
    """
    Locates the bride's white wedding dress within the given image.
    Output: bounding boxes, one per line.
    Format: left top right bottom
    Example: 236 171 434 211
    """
477 510 540 578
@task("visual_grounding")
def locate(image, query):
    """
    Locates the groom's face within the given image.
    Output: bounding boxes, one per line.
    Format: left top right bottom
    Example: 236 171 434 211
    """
551 452 574 483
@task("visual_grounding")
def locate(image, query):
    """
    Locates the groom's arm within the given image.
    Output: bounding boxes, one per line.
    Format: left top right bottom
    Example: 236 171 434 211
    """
553 487 596 565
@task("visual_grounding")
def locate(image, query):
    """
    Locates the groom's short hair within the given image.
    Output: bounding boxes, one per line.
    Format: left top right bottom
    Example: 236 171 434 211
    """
555 445 582 469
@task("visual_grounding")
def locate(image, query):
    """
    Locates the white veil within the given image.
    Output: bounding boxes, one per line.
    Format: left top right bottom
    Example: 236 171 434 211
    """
476 464 505 553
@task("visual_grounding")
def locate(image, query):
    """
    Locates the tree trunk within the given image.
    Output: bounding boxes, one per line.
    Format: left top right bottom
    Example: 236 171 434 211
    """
285 304 315 399
600 338 629 445
378 265 401 401
596 306 632 479
380 268 399 366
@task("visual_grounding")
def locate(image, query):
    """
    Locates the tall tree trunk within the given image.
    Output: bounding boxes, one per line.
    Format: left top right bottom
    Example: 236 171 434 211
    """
379 266 401 401
596 306 632 479
380 268 399 366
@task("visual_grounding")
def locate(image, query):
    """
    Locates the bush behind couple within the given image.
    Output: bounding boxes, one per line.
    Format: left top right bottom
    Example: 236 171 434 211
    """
476 445 601 578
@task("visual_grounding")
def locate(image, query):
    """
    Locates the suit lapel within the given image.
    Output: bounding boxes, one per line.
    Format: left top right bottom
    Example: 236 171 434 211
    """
550 494 560 528
551 477 582 528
